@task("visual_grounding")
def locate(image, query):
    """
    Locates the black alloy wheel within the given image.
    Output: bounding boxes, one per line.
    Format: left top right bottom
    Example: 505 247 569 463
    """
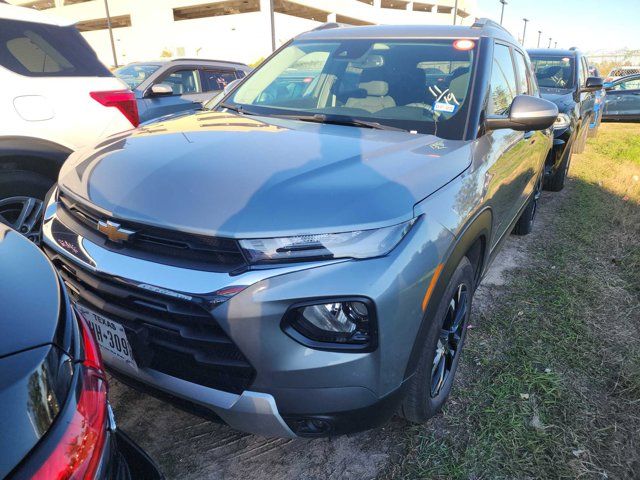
431 283 468 398
0 196 44 243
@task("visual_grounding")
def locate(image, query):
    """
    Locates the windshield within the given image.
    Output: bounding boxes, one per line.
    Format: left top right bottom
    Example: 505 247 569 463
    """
115 64 161 88
220 39 476 138
530 55 575 89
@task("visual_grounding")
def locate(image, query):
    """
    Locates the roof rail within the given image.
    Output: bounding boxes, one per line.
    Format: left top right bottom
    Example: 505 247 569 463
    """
310 22 343 32
170 58 247 66
471 17 510 34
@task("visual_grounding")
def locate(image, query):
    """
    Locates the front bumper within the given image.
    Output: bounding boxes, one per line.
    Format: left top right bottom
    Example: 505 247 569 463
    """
42 193 451 437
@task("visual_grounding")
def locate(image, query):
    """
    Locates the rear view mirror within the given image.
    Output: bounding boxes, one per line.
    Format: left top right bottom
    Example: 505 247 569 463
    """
582 76 604 92
150 83 173 96
486 95 559 132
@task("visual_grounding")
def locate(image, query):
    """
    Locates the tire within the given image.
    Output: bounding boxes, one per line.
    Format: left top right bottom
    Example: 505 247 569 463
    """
544 143 572 192
0 170 53 242
400 256 474 423
513 172 543 236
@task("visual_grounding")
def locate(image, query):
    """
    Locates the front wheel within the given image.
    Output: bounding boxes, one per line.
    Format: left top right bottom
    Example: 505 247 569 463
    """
544 143 572 192
400 257 474 423
0 170 53 242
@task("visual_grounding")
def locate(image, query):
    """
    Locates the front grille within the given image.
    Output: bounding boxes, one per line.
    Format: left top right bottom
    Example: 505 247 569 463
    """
45 247 255 394
57 192 247 273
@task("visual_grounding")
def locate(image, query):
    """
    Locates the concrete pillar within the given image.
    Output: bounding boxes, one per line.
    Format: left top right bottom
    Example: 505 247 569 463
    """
406 2 414 11
373 0 382 7
327 12 337 22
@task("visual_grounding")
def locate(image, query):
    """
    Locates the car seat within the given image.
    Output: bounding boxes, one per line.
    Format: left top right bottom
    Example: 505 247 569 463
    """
345 69 395 112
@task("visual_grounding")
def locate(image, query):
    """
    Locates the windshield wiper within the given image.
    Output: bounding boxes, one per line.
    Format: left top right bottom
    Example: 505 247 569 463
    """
218 102 257 115
275 113 409 132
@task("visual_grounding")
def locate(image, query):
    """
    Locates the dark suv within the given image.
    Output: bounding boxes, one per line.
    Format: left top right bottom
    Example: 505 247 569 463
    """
43 20 556 438
115 59 251 123
528 48 603 191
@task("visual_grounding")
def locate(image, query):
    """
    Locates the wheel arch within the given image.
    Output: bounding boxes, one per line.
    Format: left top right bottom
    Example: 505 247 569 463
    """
0 136 73 181
403 207 492 379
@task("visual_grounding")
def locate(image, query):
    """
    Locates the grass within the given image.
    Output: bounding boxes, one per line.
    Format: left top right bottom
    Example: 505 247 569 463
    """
385 123 640 480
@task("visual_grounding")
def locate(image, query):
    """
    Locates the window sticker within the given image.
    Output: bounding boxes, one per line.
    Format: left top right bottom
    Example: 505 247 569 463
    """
434 102 456 113
429 86 460 105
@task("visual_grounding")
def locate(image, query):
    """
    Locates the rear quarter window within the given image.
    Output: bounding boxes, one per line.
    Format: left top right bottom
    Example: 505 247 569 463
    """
0 18 111 77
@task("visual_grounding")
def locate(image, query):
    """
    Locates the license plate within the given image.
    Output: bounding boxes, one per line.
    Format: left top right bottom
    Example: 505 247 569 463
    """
75 304 138 372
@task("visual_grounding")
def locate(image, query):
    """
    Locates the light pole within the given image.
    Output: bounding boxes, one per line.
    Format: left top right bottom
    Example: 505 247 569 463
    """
499 0 507 25
453 0 458 25
103 0 118 67
521 18 529 46
268 0 275 52
537 30 542 48
548 37 552 48
554 41 558 48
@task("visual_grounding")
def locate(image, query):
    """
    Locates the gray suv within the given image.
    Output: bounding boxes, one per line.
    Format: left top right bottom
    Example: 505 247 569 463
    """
42 19 557 438
115 58 251 123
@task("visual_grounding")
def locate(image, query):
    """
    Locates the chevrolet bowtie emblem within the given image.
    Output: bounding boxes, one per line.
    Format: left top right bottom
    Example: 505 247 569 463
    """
97 220 135 243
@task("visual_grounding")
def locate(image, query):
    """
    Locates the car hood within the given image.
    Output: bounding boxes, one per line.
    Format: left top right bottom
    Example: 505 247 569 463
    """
58 112 471 238
0 225 61 357
539 88 576 113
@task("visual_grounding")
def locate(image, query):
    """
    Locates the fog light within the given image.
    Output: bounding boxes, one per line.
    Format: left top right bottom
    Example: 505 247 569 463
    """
283 300 376 351
286 417 333 437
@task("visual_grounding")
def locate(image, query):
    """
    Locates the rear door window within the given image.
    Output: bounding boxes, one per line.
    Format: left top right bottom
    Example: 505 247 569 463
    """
0 18 111 77
203 69 238 92
488 43 517 115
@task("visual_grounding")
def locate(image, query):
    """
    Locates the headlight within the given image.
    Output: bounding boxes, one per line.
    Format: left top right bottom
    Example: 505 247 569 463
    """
239 219 416 264
553 113 571 130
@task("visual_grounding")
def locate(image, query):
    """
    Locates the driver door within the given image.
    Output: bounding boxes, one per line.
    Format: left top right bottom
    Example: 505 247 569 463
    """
141 68 203 122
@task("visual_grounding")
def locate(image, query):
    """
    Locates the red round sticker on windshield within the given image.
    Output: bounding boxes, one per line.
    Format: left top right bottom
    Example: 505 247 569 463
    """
453 39 475 51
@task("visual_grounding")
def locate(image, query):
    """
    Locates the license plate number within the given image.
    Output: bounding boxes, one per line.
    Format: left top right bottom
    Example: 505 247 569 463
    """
75 304 138 372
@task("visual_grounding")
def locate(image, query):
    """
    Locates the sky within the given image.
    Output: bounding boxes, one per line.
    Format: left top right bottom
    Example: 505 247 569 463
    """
475 0 639 53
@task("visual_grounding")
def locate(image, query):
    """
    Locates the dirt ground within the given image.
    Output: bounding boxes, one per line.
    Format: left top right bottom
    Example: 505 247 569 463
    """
109 191 563 480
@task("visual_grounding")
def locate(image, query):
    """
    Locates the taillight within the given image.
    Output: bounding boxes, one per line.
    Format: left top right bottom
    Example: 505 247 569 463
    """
78 308 104 372
90 89 139 127
29 311 109 480
32 368 108 480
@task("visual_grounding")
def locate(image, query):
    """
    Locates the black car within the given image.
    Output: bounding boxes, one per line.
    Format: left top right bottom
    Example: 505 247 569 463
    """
0 223 161 479
603 74 640 121
528 48 603 191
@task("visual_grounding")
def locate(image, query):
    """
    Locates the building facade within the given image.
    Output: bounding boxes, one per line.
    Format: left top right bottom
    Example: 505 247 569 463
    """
10 0 477 67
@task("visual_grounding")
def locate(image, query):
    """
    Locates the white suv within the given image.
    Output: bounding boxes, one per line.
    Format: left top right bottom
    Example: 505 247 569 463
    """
0 2 137 241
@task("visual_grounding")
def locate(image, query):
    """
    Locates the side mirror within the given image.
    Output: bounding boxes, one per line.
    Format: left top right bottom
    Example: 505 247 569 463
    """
150 83 173 96
485 95 559 132
582 76 604 92
223 78 242 96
